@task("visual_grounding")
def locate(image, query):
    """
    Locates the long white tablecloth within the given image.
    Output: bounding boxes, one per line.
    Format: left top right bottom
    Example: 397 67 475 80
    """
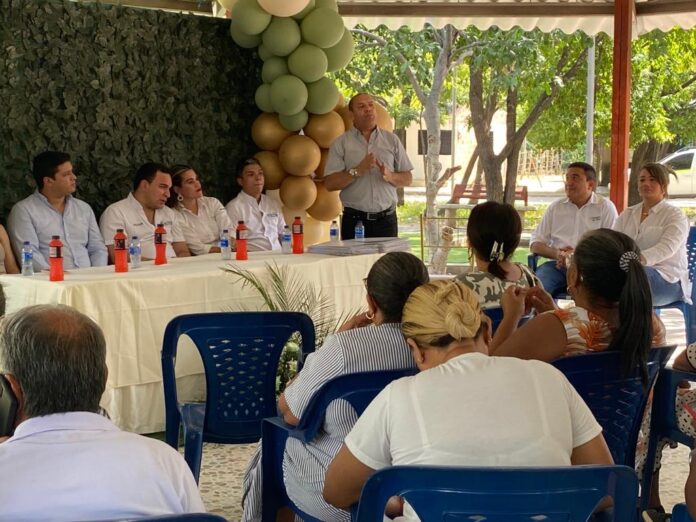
0 251 381 432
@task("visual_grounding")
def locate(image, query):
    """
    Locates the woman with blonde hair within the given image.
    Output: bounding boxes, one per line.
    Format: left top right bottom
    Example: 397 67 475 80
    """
324 280 613 519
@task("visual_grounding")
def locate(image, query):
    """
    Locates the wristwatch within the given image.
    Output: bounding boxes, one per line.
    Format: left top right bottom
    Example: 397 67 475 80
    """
349 168 359 178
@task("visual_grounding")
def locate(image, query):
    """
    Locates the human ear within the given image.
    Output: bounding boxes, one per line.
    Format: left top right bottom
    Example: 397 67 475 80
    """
406 338 425 366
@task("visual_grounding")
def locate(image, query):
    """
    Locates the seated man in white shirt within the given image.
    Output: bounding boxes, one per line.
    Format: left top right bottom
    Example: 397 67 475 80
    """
0 304 205 521
225 158 285 251
530 162 618 297
100 163 191 262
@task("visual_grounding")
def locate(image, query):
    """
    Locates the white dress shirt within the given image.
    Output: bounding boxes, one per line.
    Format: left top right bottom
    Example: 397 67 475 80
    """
175 196 233 255
0 412 205 522
615 199 691 302
99 193 185 260
530 192 618 250
225 191 285 251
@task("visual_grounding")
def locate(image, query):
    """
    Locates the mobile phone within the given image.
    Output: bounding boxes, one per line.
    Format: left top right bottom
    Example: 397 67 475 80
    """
0 375 17 437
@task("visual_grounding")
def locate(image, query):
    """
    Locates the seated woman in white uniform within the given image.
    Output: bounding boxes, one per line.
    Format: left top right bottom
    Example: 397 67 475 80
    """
323 280 613 520
166 165 233 255
225 158 285 252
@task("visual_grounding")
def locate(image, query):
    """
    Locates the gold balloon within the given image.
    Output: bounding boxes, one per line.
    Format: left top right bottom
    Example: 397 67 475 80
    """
303 112 345 149
307 180 342 221
254 150 287 190
278 135 321 176
281 207 306 230
279 175 318 210
304 214 329 245
335 106 353 130
375 102 394 132
314 148 329 178
334 92 345 110
251 113 293 151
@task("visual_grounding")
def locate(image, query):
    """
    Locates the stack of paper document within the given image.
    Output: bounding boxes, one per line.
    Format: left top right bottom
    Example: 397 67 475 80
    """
308 237 411 256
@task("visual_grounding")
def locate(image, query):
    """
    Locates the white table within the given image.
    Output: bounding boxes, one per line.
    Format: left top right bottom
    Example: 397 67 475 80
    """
0 251 380 433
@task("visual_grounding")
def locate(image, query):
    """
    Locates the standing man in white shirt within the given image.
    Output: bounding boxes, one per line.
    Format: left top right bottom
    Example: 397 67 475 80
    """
8 151 107 271
0 304 205 520
530 162 618 297
225 158 285 251
100 163 191 262
324 93 413 239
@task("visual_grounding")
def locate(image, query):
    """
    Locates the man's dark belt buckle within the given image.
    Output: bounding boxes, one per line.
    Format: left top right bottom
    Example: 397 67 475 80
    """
365 210 380 221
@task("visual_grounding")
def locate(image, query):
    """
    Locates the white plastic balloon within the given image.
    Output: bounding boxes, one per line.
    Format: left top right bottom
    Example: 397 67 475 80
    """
258 0 311 17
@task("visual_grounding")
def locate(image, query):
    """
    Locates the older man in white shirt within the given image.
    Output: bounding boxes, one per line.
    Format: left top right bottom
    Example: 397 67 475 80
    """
530 162 618 297
100 163 191 262
225 158 285 251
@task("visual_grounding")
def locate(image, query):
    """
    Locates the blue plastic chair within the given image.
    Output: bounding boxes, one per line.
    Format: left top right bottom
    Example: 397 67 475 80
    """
640 367 696 509
161 311 315 482
352 465 639 522
552 346 675 467
673 503 693 522
95 515 228 521
483 306 531 333
261 368 417 522
654 226 696 345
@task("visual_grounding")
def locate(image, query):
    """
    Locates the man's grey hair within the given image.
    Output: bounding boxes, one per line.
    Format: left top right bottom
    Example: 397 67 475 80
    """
0 304 107 418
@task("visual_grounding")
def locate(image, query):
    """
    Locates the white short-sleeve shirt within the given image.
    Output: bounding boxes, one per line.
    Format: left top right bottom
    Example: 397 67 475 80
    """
99 193 185 260
0 412 205 521
175 196 233 256
225 192 285 251
344 353 602 520
530 192 618 250
614 199 691 302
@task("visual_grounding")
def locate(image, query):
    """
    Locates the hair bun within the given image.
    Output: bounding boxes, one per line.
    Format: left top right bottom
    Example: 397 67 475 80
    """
444 301 481 339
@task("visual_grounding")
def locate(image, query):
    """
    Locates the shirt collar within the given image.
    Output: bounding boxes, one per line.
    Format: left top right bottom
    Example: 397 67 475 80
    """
34 190 72 208
350 126 381 141
563 191 597 208
10 412 117 442
645 198 668 215
237 191 263 205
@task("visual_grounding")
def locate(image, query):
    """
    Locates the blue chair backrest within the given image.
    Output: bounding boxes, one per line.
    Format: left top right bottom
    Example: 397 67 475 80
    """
290 368 417 443
484 307 531 333
353 465 639 522
162 311 315 440
96 514 228 521
673 503 693 522
552 346 675 466
686 226 696 282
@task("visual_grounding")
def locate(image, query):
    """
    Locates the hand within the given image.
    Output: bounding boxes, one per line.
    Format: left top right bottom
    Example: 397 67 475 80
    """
376 159 395 184
501 285 528 319
526 285 556 313
337 312 373 332
555 247 573 269
356 153 376 176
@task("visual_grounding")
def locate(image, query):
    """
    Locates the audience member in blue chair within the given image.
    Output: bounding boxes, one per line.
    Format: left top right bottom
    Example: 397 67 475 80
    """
614 162 691 307
491 229 666 367
0 305 205 521
323 280 613 520
241 251 429 522
456 201 540 309
529 162 617 297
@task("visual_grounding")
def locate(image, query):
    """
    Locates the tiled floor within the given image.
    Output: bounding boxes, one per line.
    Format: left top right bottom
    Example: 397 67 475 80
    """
197 308 692 521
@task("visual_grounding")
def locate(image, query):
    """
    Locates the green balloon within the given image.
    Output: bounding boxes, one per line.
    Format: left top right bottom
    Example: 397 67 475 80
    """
231 0 272 36
262 17 301 57
301 8 343 49
325 27 354 72
288 44 327 83
254 84 274 113
314 0 337 11
292 0 315 20
305 77 339 114
262 57 289 84
270 75 309 116
258 44 274 61
229 20 261 49
279 110 309 132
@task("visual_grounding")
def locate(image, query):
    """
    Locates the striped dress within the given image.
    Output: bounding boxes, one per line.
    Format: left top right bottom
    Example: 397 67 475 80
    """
241 322 415 522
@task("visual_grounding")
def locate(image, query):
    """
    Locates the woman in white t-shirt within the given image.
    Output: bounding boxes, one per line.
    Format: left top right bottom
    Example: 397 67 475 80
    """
323 280 612 519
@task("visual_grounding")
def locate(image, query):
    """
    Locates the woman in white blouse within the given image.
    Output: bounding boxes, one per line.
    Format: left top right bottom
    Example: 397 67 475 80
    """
614 162 690 306
166 165 233 255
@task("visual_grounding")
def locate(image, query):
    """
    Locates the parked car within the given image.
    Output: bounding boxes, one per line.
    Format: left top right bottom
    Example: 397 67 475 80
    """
659 146 696 196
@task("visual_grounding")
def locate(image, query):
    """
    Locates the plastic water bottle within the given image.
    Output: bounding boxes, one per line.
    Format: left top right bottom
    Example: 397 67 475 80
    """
220 229 232 260
21 241 34 276
355 220 365 241
281 226 292 254
330 220 339 242
129 236 141 269
48 235 64 282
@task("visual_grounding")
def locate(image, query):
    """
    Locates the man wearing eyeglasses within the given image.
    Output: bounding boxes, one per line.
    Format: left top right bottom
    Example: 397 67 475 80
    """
324 93 413 240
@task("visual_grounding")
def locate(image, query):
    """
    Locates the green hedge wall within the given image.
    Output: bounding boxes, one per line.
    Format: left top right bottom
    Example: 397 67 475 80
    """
0 0 260 221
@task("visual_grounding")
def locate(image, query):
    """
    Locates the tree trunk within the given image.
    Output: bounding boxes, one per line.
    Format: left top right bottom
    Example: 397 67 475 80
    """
503 87 521 205
394 128 407 206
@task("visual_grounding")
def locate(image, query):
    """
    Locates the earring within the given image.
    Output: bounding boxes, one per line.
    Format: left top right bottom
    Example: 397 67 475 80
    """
366 310 375 320
177 193 184 202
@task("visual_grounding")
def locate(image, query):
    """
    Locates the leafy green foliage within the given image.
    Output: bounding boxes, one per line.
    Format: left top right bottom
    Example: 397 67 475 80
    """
0 0 261 221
